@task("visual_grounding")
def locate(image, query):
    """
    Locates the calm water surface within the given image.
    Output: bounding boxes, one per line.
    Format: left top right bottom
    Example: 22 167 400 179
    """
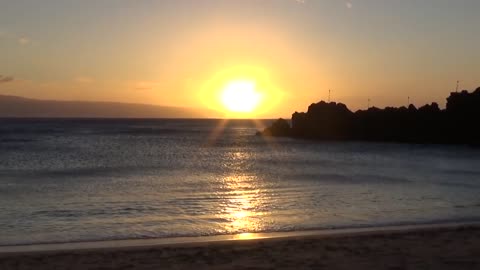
1 119 480 246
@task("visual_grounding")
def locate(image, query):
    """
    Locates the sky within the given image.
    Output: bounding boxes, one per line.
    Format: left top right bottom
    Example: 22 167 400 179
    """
1 0 479 118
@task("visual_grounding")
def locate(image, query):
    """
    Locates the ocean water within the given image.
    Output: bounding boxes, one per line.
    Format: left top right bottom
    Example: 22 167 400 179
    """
0 119 480 246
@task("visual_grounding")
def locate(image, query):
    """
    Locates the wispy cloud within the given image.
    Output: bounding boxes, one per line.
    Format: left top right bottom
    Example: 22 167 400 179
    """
74 76 94 84
133 81 162 90
18 37 31 46
346 1 353 9
0 75 14 83
0 30 34 45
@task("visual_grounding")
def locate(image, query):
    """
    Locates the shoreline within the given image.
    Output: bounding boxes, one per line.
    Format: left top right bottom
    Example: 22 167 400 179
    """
1 222 479 270
1 221 479 254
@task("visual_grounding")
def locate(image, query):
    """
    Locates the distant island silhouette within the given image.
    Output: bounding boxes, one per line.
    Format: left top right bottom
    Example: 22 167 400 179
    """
261 87 480 145
0 95 219 118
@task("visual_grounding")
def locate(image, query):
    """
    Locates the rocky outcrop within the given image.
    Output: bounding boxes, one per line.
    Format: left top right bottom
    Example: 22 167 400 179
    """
261 88 480 145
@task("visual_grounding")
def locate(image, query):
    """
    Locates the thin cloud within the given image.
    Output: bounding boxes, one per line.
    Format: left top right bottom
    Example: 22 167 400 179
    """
134 81 162 90
18 37 31 45
74 76 94 84
0 31 34 45
346 1 353 9
0 75 14 83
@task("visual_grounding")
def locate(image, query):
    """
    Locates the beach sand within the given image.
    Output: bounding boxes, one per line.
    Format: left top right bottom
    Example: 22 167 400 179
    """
1 224 479 269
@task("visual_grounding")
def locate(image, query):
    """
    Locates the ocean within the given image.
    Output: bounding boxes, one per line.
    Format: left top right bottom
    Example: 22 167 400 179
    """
0 118 479 246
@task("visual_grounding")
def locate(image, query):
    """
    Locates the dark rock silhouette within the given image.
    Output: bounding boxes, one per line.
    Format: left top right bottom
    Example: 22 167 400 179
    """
261 118 291 136
261 88 480 145
292 101 353 140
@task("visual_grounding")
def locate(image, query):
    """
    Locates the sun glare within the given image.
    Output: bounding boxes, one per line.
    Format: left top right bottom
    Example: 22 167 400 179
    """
221 81 262 113
199 66 283 118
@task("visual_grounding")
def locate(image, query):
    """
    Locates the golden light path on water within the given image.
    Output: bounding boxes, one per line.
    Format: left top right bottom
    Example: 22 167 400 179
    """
221 175 264 234
207 118 276 147
219 150 267 238
205 117 285 239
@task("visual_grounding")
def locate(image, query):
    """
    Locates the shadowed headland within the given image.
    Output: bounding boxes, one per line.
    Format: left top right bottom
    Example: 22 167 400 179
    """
261 88 480 145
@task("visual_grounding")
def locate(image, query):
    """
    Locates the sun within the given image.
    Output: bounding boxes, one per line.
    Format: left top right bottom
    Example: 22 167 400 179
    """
199 66 283 117
221 80 263 113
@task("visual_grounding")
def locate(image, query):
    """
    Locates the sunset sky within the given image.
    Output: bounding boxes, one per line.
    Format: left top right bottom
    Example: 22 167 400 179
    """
1 0 479 118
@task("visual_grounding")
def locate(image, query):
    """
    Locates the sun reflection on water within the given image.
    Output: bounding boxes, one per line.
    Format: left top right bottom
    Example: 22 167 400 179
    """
219 151 267 234
235 232 256 240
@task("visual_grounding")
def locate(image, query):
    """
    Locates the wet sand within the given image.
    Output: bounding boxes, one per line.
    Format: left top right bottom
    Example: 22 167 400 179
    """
1 224 479 270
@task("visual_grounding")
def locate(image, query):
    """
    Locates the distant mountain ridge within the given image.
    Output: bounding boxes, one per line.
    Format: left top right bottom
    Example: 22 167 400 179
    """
0 95 219 118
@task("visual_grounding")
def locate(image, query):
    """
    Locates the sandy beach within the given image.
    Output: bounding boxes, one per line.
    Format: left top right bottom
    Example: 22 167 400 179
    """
1 223 479 270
